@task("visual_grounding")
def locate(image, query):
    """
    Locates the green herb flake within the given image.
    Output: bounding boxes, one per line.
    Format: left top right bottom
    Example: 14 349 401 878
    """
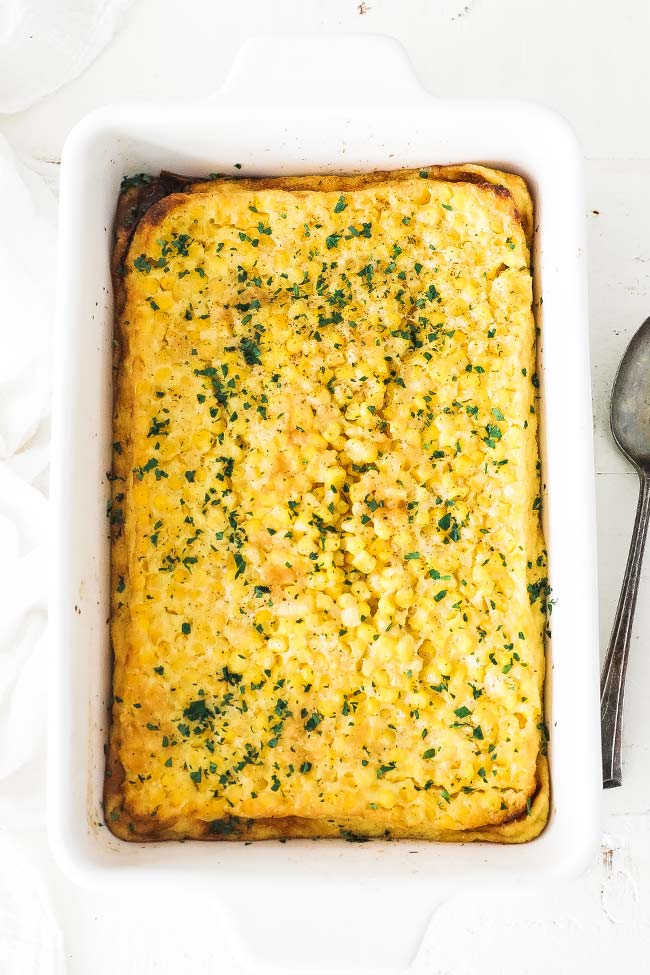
304 712 323 732
240 336 262 365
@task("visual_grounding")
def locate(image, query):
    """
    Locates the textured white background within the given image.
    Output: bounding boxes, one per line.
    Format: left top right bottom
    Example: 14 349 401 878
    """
2 0 650 971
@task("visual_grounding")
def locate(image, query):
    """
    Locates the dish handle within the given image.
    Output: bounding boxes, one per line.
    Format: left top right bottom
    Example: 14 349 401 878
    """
212 33 431 109
223 885 442 973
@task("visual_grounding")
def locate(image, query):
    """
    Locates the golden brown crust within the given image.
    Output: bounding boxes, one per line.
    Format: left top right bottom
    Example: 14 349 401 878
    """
181 163 533 244
107 165 547 845
106 754 548 843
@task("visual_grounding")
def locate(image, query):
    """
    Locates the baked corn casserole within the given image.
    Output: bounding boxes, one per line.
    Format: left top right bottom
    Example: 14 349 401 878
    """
106 164 550 843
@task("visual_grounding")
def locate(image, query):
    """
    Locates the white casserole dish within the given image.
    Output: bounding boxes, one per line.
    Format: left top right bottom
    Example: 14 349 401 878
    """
49 34 601 972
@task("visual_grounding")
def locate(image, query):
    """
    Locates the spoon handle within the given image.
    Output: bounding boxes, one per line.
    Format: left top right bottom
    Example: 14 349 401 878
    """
601 472 650 788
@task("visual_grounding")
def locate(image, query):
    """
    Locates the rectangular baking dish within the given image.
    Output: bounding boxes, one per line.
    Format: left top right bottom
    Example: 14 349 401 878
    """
49 34 601 972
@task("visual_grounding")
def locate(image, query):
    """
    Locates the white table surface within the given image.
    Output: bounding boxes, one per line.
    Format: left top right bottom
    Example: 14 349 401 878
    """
4 0 650 971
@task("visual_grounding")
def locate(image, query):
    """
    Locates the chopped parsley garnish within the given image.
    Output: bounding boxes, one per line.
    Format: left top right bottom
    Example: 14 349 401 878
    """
240 336 262 365
304 712 323 732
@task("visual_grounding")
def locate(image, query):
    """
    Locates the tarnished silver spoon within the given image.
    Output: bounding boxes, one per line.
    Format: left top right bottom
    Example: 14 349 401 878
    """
601 316 650 788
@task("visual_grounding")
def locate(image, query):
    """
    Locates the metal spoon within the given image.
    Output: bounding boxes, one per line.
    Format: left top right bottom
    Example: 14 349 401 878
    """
601 316 650 788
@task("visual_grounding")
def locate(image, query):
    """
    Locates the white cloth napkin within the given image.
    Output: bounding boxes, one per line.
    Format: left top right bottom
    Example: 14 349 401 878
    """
0 2 136 970
0 134 61 975
0 141 54 824
0 833 64 975
0 0 134 114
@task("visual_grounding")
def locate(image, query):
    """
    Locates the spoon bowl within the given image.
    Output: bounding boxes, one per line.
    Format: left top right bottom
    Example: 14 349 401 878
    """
601 316 650 787
610 315 650 472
